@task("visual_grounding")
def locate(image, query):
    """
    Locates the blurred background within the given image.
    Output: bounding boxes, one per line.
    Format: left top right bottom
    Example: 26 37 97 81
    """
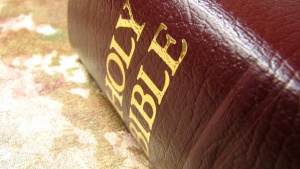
0 0 150 168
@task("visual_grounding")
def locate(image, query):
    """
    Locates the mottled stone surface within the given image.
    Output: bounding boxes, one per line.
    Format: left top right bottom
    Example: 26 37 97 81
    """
0 0 150 168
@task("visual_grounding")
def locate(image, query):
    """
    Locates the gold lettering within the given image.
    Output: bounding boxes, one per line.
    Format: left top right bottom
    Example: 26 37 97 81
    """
129 122 149 157
105 2 190 158
129 108 150 142
137 65 170 105
110 36 135 69
148 23 188 76
130 84 156 131
106 53 126 92
105 76 124 119
116 0 146 41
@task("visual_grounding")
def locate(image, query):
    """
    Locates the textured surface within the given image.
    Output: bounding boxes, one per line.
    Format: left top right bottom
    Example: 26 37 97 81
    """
69 0 300 168
0 0 150 168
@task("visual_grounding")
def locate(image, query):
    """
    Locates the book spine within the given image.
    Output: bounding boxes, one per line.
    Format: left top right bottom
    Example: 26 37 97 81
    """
68 0 300 168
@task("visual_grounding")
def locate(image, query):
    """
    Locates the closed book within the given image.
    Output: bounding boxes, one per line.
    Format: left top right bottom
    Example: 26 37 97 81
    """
68 0 300 168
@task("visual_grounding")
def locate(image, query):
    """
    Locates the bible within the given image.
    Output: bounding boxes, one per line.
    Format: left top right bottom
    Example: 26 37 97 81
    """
68 0 300 168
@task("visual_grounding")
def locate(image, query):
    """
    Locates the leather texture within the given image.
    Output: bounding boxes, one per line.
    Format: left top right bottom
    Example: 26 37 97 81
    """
68 0 300 168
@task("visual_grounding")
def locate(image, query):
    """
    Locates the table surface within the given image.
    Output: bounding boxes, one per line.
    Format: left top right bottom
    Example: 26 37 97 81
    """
0 0 150 168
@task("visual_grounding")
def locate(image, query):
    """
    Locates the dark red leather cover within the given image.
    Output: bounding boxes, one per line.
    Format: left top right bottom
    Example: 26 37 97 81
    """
68 0 300 168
